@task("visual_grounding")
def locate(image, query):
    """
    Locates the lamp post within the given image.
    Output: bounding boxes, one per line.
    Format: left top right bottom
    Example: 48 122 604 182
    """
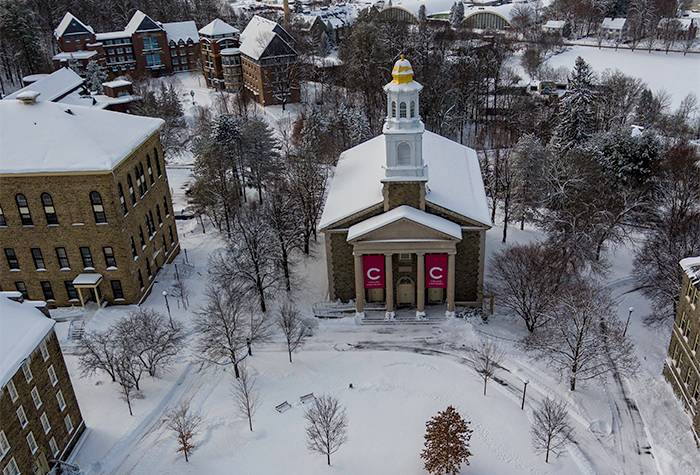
521 379 529 410
623 306 634 337
163 290 173 328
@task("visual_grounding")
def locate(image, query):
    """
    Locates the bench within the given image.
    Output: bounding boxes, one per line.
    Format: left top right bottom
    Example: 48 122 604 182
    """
275 401 292 413
300 393 315 404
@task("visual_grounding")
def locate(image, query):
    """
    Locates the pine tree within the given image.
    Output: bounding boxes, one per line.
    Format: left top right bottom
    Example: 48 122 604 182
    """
421 406 472 475
85 60 106 92
449 2 464 29
0 0 46 75
552 57 596 151
634 88 661 128
418 4 427 23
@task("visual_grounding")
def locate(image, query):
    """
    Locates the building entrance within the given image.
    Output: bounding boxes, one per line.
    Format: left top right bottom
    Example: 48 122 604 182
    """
397 277 415 307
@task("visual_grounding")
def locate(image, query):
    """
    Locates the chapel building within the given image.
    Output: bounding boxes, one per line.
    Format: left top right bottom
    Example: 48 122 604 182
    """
319 57 491 319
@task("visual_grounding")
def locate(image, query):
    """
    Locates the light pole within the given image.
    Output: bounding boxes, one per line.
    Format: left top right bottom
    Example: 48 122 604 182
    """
623 306 634 337
163 290 173 328
521 379 529 410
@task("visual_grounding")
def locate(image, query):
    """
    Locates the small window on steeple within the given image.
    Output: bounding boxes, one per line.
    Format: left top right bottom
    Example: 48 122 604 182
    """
399 102 407 118
410 101 416 118
391 101 396 117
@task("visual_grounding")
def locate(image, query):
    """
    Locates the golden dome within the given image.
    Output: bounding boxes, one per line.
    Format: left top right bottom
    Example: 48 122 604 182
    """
391 54 414 85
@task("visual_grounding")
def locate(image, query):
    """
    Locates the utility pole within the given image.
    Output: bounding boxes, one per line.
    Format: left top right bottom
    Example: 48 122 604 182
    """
623 306 634 337
163 290 173 329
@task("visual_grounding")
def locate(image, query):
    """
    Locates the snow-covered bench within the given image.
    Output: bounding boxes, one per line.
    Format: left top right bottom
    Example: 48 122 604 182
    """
275 401 292 413
300 393 315 404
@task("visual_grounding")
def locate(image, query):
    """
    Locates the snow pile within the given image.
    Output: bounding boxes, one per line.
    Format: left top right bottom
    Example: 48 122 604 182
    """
0 295 55 388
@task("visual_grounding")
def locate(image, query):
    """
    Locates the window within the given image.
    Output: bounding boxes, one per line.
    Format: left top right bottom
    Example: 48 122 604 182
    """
127 174 137 205
143 36 159 50
0 206 5 226
391 101 396 117
16 406 28 428
154 147 162 176
26 432 38 454
156 205 163 225
40 341 49 361
48 365 58 386
147 155 154 185
399 102 407 118
138 270 145 290
399 253 412 262
31 386 42 408
397 142 411 166
3 458 19 475
56 247 70 269
4 248 19 269
161 234 167 251
15 282 28 299
40 413 51 434
15 194 32 225
148 211 156 236
31 248 46 269
41 281 55 301
139 226 146 247
0 431 9 458
65 281 78 300
111 280 124 299
103 247 117 267
118 184 128 215
65 415 74 434
163 196 169 216
410 100 416 118
6 380 18 402
169 226 175 246
80 247 93 268
146 260 152 279
22 361 32 382
139 164 147 195
41 193 58 224
90 191 107 223
56 390 66 411
49 437 59 457
130 237 138 258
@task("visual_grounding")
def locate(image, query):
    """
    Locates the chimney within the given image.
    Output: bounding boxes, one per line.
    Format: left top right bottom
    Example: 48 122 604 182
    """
16 90 41 104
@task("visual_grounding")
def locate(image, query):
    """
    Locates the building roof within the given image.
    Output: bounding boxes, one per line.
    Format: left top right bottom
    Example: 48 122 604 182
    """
73 273 103 286
125 10 162 35
0 295 55 389
54 12 94 38
95 31 130 41
0 98 163 175
102 79 132 88
543 20 566 29
52 50 98 61
162 20 200 43
680 256 700 286
4 68 84 102
240 15 296 61
602 17 627 30
320 131 491 229
199 18 239 36
347 205 463 241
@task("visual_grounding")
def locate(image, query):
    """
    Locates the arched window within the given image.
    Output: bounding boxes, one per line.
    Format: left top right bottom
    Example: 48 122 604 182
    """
410 101 416 118
399 102 407 118
127 174 137 205
90 191 107 224
15 194 32 226
118 184 128 215
391 101 397 118
397 142 411 166
41 193 58 225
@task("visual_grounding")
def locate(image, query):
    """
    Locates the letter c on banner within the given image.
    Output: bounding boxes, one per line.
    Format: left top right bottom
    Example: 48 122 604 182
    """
367 268 381 281
429 266 444 280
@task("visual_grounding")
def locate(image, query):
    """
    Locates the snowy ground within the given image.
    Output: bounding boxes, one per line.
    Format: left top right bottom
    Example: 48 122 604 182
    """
58 170 700 474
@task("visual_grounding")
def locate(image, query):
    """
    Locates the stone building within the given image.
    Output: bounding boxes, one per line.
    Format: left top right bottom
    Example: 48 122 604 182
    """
0 294 84 475
53 11 200 78
663 256 700 446
319 57 490 320
199 18 240 88
0 91 179 307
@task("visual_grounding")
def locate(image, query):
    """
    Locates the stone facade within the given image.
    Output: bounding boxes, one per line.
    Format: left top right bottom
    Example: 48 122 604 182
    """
0 133 179 307
383 182 424 211
1 329 84 475
662 265 700 446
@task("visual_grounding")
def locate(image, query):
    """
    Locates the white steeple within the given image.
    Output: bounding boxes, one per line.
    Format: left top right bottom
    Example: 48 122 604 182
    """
382 55 428 182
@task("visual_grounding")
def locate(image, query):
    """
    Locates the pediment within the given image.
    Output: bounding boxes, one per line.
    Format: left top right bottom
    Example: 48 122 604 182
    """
350 217 460 243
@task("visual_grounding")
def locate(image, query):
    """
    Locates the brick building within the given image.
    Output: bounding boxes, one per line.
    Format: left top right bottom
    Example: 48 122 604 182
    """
663 256 700 446
0 91 179 307
319 57 490 321
198 18 240 88
0 294 84 475
53 11 200 78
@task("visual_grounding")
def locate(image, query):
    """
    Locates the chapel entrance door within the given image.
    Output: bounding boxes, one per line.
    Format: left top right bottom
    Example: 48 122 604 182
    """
397 277 415 307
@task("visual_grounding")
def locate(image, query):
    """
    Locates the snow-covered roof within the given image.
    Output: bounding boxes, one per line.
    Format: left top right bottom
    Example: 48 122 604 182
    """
680 256 700 286
73 273 103 286
102 79 132 88
240 15 295 60
543 20 566 29
602 17 626 30
95 31 130 41
53 50 98 60
347 205 463 241
0 99 163 175
54 12 94 38
162 20 200 43
0 295 55 389
382 0 455 17
125 10 161 34
220 47 241 55
320 131 491 229
199 18 239 36
4 68 84 103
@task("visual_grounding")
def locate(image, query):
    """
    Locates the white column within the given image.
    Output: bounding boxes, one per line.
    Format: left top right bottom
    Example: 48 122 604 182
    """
353 253 365 315
385 253 394 320
416 252 425 319
446 253 456 316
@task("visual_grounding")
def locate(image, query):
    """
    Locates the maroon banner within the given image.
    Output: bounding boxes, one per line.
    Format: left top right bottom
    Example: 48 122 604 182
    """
363 254 385 289
425 253 448 288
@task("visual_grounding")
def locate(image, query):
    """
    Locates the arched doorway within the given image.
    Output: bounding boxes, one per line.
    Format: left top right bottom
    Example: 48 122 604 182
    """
397 277 415 307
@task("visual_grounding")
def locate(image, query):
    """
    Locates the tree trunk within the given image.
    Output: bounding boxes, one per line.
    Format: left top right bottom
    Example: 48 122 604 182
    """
282 247 291 291
483 376 487 396
233 361 240 379
327 451 331 466
288 346 293 363
248 414 253 431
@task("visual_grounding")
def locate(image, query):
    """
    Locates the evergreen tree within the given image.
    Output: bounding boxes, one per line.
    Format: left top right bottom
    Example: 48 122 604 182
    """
449 2 464 29
85 60 107 92
418 4 427 23
552 57 596 151
0 0 46 75
511 133 547 229
241 117 280 203
421 406 472 475
634 88 661 128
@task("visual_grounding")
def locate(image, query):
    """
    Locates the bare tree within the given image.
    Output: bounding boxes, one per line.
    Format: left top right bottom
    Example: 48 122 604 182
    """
304 394 348 466
277 303 312 363
78 330 119 382
471 338 505 396
531 397 574 463
114 356 137 416
231 366 260 431
193 285 266 378
167 399 203 462
264 186 303 291
524 279 639 391
171 278 190 310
